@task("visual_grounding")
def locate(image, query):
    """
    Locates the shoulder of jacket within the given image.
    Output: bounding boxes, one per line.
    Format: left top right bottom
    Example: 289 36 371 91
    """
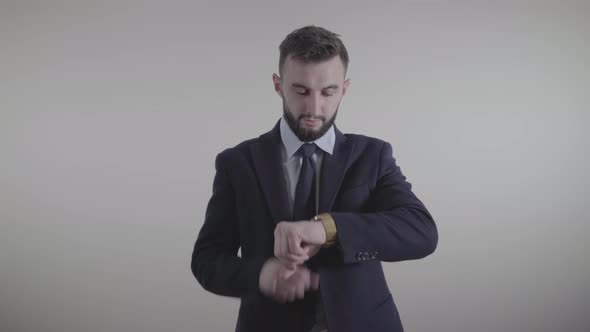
343 132 389 151
215 135 264 165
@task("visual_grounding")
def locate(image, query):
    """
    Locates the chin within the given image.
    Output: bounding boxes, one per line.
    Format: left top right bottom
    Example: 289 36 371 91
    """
302 125 322 132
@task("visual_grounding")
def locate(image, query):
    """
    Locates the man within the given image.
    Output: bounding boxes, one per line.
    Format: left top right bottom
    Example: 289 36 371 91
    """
191 25 438 332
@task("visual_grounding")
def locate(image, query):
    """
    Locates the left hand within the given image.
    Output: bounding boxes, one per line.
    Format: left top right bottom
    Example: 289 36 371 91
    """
273 220 326 270
259 257 320 303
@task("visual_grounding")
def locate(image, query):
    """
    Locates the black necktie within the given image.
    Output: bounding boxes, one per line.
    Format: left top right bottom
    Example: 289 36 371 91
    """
293 143 317 221
293 144 322 331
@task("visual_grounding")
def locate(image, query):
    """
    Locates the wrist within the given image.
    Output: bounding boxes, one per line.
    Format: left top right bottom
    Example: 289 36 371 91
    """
312 221 327 244
312 213 337 248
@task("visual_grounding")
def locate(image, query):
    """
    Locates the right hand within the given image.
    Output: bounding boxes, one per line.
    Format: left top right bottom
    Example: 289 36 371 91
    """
273 221 326 269
259 257 320 303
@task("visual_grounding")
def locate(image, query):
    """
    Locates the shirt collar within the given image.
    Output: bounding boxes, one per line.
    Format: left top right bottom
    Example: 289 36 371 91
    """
280 116 335 158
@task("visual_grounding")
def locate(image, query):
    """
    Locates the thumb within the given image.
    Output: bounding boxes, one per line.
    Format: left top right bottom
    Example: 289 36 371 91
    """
302 243 320 257
279 263 297 279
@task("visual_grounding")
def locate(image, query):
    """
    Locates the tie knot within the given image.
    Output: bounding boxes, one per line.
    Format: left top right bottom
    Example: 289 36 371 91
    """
298 143 317 159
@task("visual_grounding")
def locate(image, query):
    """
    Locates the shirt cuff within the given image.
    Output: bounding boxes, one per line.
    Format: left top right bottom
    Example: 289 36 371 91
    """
313 213 338 248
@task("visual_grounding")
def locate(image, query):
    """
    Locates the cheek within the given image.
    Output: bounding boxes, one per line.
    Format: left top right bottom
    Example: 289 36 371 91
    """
323 98 341 113
284 97 305 112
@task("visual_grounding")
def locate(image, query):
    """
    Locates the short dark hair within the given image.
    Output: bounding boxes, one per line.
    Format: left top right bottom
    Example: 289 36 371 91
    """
278 25 349 75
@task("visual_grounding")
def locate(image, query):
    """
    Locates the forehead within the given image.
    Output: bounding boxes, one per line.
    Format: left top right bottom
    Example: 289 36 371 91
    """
282 55 346 88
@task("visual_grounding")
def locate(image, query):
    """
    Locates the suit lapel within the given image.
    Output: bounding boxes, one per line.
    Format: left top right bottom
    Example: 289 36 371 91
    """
318 126 354 214
250 121 291 224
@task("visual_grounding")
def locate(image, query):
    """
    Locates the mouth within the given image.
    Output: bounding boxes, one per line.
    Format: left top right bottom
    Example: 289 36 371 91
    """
300 116 322 127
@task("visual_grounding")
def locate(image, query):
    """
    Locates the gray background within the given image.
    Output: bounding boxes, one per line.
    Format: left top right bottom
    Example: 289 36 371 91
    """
1 1 588 331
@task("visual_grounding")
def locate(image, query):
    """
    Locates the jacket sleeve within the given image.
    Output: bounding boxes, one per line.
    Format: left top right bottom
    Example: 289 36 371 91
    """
191 151 267 297
331 142 438 264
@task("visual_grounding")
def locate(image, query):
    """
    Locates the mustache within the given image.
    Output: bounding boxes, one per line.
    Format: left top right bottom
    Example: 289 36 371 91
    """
299 115 325 121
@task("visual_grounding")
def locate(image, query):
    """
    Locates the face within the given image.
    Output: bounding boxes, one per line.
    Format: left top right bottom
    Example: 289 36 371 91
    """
273 55 350 142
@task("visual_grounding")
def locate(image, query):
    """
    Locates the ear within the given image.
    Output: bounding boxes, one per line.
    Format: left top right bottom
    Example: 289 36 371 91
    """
272 73 283 97
342 78 351 96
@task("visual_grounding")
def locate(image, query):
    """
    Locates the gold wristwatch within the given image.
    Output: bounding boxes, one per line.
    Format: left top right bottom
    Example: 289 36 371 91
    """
312 213 337 248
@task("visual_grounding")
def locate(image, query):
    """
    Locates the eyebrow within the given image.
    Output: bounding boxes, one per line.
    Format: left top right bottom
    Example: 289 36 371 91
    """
291 83 339 90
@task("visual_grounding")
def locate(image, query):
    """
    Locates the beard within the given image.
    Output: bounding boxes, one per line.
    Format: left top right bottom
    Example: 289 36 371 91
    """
282 100 339 142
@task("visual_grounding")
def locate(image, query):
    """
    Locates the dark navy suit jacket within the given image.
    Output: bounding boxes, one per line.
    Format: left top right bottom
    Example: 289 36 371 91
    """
192 120 438 332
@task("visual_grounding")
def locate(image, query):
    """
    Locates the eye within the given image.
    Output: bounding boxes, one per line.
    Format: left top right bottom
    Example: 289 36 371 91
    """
295 89 309 96
322 90 335 97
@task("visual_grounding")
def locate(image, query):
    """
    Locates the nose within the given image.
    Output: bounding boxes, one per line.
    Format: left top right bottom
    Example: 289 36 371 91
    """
306 95 322 116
